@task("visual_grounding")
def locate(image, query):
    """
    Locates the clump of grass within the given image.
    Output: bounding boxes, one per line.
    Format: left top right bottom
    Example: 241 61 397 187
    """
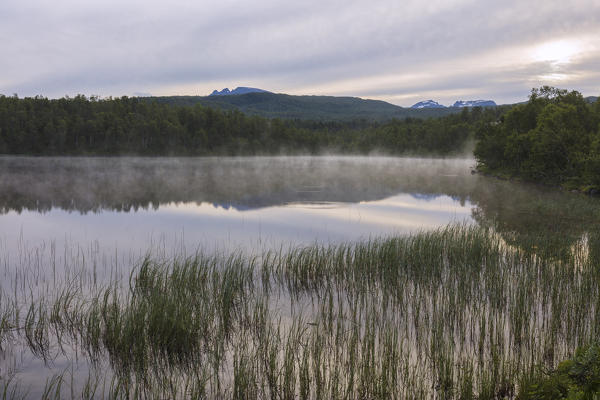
40 370 66 400
23 299 51 362
88 252 256 381
0 292 16 350
1 374 27 400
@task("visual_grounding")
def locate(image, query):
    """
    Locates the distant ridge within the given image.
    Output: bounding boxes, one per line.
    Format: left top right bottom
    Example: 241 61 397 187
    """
210 87 270 96
146 92 462 121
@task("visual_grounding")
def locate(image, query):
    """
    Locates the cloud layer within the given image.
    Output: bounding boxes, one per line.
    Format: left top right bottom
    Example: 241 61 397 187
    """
1 0 599 106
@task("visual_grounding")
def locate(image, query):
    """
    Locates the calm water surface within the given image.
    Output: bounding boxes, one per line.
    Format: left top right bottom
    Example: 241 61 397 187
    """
0 156 477 261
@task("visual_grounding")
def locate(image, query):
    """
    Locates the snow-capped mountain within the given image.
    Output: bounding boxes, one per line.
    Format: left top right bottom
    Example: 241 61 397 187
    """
411 100 445 109
452 100 496 107
411 99 497 109
210 87 270 96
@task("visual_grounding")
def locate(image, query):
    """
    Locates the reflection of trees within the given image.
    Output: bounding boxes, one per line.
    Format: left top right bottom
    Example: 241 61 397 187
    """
0 157 477 214
468 178 600 262
2 156 599 261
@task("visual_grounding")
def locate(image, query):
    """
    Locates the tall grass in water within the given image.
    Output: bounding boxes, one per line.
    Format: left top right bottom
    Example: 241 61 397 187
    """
2 224 600 398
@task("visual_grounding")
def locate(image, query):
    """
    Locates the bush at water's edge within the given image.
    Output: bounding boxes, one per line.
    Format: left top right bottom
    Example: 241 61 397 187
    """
518 345 600 399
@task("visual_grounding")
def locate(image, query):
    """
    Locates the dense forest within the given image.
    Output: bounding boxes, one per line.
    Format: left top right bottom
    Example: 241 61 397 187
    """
475 87 600 192
0 94 503 156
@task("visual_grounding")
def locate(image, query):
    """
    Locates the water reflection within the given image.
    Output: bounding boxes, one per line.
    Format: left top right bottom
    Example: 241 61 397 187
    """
1 155 598 257
0 156 477 254
0 156 475 214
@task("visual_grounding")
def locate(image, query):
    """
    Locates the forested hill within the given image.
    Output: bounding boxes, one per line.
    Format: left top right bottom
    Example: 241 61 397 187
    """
144 92 461 121
475 87 600 192
0 94 503 156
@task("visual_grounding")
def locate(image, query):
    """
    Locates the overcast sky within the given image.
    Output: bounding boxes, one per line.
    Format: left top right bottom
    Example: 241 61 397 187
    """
1 0 599 106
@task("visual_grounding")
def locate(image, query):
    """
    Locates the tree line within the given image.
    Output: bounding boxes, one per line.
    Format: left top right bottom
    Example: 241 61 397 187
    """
0 94 502 156
475 87 600 192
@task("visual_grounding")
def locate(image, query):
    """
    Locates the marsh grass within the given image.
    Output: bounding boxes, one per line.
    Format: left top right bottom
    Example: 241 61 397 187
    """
1 224 600 398
1 374 27 400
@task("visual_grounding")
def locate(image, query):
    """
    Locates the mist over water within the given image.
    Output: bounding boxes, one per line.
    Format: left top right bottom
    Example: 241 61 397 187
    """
2 154 597 293
0 156 478 258
0 156 477 212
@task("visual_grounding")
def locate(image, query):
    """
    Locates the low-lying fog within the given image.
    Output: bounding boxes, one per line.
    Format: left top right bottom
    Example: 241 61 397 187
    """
0 156 477 256
1 155 595 279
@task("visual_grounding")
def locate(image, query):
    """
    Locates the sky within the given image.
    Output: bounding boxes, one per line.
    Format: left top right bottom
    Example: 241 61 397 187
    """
1 0 599 107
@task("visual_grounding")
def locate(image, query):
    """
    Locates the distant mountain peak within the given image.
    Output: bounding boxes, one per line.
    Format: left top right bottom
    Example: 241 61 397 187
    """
210 87 270 96
411 100 446 109
452 100 496 107
211 88 230 96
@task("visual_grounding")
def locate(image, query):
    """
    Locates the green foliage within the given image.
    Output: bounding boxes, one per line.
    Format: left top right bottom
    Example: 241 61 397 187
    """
519 345 600 399
475 87 600 191
0 94 502 156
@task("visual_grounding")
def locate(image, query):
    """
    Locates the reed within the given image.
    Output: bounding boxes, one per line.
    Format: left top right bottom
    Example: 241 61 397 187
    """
2 224 600 398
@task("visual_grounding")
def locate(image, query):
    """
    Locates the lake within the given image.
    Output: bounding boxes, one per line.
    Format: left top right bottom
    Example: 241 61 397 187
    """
1 156 599 398
0 156 477 275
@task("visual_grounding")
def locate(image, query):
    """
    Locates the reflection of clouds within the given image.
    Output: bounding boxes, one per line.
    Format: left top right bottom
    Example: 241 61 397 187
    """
157 193 474 236
365 195 472 214
0 191 476 261
283 201 349 209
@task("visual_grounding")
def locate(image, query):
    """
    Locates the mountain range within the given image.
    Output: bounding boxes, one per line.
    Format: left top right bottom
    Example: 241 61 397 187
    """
146 91 461 121
141 87 597 122
210 87 270 96
411 100 446 109
411 99 497 109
